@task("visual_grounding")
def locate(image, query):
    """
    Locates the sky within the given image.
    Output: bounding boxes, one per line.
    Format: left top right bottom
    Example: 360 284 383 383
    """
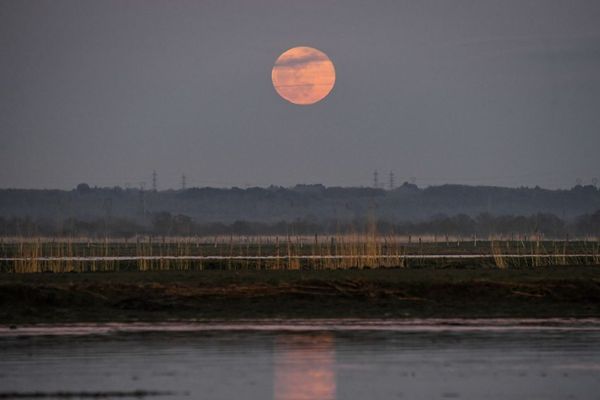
1 0 599 190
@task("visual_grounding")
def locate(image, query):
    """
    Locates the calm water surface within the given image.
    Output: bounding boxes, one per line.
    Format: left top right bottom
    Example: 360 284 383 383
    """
1 320 599 400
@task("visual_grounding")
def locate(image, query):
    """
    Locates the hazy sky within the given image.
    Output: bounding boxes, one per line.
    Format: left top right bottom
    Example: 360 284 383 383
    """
1 0 599 189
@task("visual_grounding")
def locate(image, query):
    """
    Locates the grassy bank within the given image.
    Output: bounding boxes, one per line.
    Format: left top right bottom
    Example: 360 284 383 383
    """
1 266 600 324
2 239 599 273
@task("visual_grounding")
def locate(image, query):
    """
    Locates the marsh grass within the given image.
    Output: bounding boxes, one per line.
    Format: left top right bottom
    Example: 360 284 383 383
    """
0 234 598 273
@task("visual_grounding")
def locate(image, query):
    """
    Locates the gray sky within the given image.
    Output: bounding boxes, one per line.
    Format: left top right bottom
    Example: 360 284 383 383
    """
1 0 599 190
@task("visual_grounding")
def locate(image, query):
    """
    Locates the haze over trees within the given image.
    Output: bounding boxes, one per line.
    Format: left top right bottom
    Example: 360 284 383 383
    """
0 184 598 237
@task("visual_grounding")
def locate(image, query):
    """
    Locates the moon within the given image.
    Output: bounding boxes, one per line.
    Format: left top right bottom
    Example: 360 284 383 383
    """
271 46 336 105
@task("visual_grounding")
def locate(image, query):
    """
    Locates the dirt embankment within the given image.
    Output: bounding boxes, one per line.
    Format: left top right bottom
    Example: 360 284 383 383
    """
1 267 600 324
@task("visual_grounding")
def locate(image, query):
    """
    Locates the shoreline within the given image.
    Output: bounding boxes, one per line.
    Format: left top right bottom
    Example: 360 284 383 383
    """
1 267 600 324
4 318 600 336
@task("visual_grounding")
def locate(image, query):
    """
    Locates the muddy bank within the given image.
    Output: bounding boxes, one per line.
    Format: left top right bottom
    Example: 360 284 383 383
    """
1 267 600 324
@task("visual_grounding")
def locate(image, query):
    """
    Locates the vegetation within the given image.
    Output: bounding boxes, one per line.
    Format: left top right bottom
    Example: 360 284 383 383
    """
1 234 598 323
1 184 598 322
1 210 600 238
0 236 599 273
0 184 599 234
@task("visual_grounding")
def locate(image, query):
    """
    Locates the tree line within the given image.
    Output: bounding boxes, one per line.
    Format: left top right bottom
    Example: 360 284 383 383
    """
1 210 598 238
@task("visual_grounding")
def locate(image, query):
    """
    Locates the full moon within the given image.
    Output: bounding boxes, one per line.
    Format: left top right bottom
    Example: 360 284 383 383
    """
271 46 336 105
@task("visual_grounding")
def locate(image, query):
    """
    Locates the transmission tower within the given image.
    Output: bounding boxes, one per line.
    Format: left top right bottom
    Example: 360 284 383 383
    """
389 171 395 190
373 170 379 189
138 182 146 216
152 170 157 192
181 174 187 191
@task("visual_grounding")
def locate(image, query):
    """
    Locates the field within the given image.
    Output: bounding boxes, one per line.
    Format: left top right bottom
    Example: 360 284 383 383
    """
1 235 599 272
1 236 599 324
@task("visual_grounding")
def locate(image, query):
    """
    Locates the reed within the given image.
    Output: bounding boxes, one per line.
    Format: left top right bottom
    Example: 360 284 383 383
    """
491 240 507 269
1 234 599 273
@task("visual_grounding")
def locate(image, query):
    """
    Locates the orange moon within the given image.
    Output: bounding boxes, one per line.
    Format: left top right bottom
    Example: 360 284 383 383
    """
271 46 336 105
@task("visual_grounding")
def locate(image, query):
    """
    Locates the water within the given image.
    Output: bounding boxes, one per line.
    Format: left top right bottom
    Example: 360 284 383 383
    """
1 320 599 400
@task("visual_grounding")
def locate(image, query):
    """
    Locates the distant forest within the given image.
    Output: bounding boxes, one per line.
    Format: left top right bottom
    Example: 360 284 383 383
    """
0 183 599 237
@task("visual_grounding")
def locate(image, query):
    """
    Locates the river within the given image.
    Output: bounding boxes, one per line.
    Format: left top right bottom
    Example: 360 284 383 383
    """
1 320 599 399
